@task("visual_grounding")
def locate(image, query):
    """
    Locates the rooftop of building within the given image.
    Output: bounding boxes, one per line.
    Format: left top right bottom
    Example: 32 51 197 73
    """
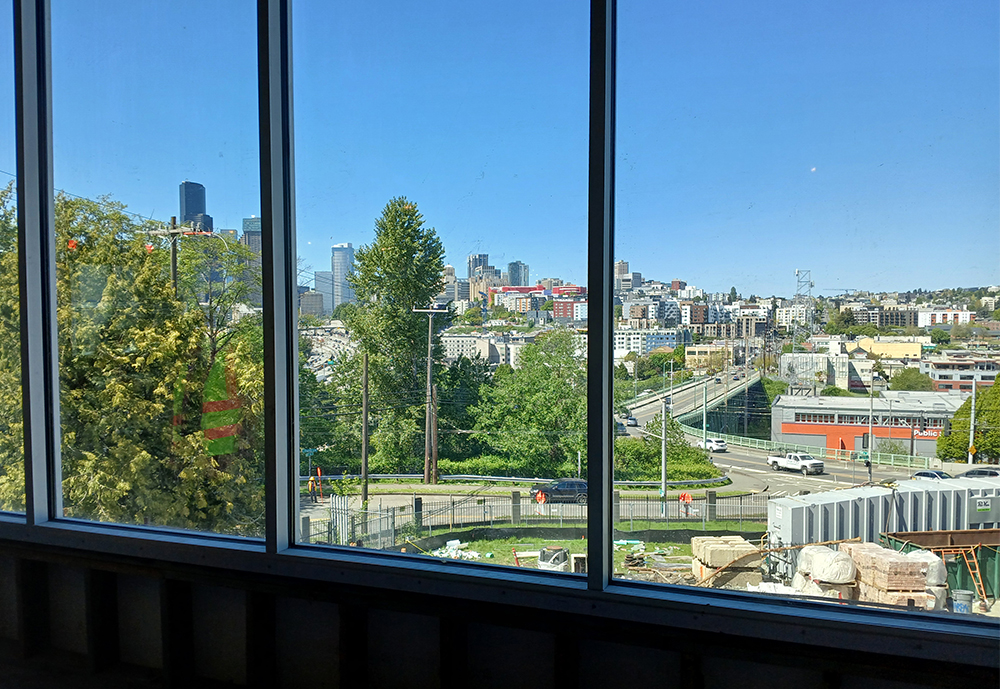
773 389 970 414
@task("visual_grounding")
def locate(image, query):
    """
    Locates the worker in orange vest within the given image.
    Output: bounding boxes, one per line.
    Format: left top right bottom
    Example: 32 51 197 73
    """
308 476 317 503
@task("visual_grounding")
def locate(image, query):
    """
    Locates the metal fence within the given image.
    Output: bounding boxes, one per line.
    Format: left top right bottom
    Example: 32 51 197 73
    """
299 491 769 549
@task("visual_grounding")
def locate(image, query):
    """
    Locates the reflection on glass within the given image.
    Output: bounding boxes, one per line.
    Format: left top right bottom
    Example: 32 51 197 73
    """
0 8 22 513
52 2 263 534
613 0 999 614
293 2 588 570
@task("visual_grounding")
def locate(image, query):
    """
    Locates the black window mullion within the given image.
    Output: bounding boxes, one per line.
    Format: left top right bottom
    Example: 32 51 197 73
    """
587 0 615 591
258 0 296 554
15 0 61 526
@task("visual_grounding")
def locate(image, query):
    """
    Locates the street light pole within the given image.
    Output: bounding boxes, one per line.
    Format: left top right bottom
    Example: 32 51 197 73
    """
968 382 977 465
703 380 708 449
414 307 446 483
661 397 668 515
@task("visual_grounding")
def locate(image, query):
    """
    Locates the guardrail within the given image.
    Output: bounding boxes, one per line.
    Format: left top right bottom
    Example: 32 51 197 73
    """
675 421 931 470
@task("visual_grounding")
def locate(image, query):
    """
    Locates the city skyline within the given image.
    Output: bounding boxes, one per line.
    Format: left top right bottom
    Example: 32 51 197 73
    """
0 1 994 297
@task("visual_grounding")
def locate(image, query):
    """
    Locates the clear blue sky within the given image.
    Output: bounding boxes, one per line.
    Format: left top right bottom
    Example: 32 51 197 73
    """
0 1 995 298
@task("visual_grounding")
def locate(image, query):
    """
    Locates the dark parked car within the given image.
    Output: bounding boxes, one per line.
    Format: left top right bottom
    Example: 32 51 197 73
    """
959 468 1000 478
530 479 588 504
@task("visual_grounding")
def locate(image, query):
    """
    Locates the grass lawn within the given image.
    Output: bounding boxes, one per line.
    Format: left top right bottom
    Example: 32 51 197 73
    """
410 534 694 573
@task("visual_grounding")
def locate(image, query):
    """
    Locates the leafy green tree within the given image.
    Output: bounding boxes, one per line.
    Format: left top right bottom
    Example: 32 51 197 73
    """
950 323 973 340
541 299 554 311
460 308 483 325
760 377 788 404
436 355 491 461
0 184 23 510
54 195 263 533
472 329 585 475
729 286 738 303
345 198 446 471
877 438 909 456
177 234 256 364
615 413 718 481
890 368 934 391
330 301 356 322
930 328 950 344
938 383 1000 462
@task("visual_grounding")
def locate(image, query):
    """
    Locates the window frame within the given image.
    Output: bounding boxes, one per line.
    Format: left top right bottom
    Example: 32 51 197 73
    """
0 0 996 667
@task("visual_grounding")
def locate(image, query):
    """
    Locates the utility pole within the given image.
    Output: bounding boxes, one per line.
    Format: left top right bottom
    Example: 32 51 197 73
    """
868 381 874 459
361 352 369 503
432 384 439 483
669 360 674 403
661 397 668 515
743 373 749 436
968 382 977 465
703 381 708 448
633 356 638 400
169 216 178 297
145 217 218 299
414 307 445 483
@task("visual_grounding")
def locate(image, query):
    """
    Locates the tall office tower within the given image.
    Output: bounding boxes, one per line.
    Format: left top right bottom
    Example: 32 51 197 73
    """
614 259 629 278
507 261 530 287
179 181 213 230
443 264 456 282
240 216 264 307
314 270 335 316
467 253 488 279
331 243 355 308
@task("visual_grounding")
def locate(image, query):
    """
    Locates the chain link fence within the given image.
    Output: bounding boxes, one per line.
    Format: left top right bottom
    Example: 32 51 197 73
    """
299 491 769 548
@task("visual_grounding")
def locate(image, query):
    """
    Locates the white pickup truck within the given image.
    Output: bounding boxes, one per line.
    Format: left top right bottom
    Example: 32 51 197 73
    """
767 453 824 475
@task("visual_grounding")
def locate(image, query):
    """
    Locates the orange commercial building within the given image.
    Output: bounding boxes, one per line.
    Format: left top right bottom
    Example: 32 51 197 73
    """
771 390 969 457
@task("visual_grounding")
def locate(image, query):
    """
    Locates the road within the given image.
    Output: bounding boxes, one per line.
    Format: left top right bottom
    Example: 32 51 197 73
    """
625 371 915 493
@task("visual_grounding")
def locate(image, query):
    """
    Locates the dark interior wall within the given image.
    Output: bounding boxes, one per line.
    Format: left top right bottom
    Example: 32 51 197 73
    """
0 542 995 689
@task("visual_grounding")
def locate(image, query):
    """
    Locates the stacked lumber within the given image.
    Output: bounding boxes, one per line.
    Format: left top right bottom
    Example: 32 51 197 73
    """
690 536 761 587
839 542 938 610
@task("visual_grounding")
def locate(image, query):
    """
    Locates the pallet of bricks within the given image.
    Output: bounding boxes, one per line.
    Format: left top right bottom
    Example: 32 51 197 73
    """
691 536 762 587
840 542 947 611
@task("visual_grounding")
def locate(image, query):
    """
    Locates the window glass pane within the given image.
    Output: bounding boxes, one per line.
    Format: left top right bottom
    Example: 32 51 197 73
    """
0 6 22 513
52 1 263 535
293 1 589 570
614 0 1000 612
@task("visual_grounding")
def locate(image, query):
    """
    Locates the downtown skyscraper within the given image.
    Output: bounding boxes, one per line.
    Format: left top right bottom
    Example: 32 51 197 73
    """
331 243 355 309
179 180 213 230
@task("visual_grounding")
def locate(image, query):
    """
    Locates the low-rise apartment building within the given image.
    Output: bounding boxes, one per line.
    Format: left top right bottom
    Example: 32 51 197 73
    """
919 353 998 392
917 308 973 328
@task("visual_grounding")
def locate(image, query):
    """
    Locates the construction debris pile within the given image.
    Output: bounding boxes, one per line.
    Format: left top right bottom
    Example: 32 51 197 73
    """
841 542 947 611
691 536 762 589
431 539 481 560
618 541 694 584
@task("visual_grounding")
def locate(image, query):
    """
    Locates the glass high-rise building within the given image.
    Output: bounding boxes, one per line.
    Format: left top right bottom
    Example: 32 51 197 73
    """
331 243 355 308
507 260 530 286
179 181 213 230
314 270 334 316
240 217 263 307
467 253 488 279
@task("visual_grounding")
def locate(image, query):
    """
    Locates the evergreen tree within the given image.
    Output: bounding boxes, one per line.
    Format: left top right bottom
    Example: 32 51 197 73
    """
344 198 446 470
